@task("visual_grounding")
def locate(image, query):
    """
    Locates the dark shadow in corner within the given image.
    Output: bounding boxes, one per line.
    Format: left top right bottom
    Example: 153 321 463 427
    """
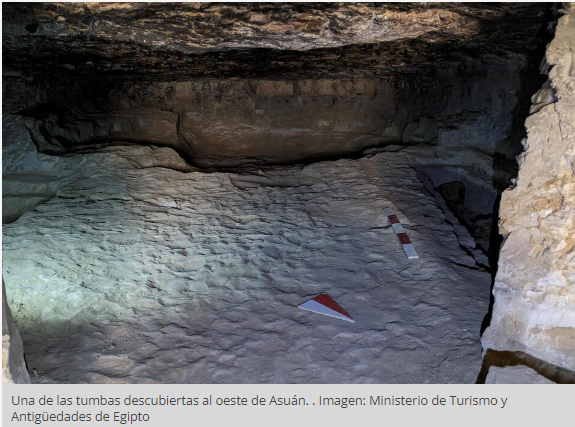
480 5 558 336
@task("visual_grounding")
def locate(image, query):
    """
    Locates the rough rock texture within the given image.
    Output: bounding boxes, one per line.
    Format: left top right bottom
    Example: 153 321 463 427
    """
2 115 93 223
2 279 31 384
12 62 523 169
485 365 555 384
2 3 562 384
3 3 553 255
2 114 195 223
2 134 491 383
482 4 575 371
4 60 538 252
2 3 549 78
3 2 550 169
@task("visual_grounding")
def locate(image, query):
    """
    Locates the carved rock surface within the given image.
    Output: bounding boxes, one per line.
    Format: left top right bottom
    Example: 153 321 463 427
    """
14 62 523 169
482 4 575 371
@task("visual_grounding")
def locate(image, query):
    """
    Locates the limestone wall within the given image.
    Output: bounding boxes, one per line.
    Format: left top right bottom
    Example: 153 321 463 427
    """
2 279 31 383
483 4 575 371
6 55 523 170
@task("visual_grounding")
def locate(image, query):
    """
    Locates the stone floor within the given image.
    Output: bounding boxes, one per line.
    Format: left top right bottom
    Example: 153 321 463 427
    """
2 144 491 384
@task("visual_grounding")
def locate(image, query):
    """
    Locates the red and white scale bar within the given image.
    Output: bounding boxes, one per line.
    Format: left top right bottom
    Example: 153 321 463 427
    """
384 207 419 259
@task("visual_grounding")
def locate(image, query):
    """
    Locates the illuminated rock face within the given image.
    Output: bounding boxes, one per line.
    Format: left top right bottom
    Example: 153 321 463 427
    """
482 4 575 372
3 3 572 383
2 146 492 383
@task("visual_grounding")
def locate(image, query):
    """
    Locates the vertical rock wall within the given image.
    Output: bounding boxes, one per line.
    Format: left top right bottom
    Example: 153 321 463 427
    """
483 4 575 371
5 56 524 170
2 279 31 383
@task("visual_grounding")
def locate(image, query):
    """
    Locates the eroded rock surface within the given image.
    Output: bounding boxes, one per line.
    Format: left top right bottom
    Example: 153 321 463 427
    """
482 4 575 371
3 4 553 255
2 3 549 78
15 64 524 169
3 3 550 170
2 2 566 384
2 145 490 383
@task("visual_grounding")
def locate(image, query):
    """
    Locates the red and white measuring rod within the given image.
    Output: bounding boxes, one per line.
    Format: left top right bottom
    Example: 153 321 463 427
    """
383 207 419 259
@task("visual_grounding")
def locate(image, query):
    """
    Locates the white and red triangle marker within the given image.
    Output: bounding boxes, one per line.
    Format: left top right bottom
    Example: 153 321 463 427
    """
298 293 355 323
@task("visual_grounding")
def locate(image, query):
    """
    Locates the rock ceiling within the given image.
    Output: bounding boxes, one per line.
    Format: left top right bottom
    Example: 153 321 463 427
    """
2 2 551 79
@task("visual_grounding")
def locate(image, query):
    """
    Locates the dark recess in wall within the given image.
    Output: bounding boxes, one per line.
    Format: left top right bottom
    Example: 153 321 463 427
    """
480 4 558 335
